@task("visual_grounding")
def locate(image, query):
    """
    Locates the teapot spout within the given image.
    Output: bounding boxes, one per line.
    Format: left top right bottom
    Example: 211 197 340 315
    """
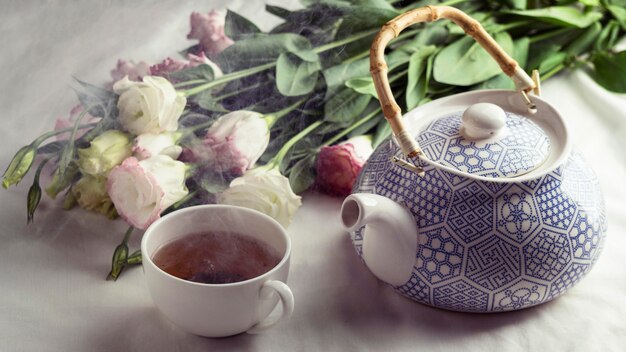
341 194 417 286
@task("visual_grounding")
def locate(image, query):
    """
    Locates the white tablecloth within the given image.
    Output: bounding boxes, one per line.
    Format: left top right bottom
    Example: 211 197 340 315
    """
1 1 625 351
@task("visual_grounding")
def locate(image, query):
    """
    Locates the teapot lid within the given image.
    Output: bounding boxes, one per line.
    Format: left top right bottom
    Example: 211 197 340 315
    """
416 102 550 178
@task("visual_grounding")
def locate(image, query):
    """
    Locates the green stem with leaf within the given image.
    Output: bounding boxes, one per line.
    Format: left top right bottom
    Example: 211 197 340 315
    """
262 120 324 170
180 28 387 97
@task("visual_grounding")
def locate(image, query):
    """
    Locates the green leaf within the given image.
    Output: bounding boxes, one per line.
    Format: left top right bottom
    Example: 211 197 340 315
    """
505 0 527 9
607 5 626 30
335 6 398 39
37 141 67 154
301 0 396 11
564 22 601 56
72 78 117 119
504 7 603 28
324 88 371 127
216 33 314 72
539 52 568 74
345 77 377 97
224 10 261 41
476 37 530 90
592 50 626 93
580 0 599 5
348 105 383 138
433 32 513 86
289 154 317 194
269 4 343 46
2 145 35 188
276 52 321 96
167 64 216 82
397 22 449 51
322 49 409 98
406 46 436 110
266 5 292 19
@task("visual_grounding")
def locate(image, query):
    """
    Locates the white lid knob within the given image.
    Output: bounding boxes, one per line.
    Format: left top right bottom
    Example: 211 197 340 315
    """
461 103 506 140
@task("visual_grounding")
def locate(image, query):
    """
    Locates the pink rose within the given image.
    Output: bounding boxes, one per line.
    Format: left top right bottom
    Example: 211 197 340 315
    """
187 10 234 59
110 59 151 85
54 105 100 141
315 135 374 197
186 111 270 175
107 155 188 229
149 52 223 79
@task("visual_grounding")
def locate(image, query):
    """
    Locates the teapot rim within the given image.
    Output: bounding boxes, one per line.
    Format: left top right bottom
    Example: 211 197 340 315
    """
398 89 572 183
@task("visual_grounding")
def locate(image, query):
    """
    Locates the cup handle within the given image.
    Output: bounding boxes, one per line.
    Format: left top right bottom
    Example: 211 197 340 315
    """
246 280 294 334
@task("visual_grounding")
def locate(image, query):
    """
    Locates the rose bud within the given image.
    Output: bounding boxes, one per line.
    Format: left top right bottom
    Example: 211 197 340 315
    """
113 76 186 135
71 175 116 218
316 135 374 197
133 132 183 160
191 110 270 175
217 168 301 228
187 10 234 59
107 155 189 230
77 130 132 177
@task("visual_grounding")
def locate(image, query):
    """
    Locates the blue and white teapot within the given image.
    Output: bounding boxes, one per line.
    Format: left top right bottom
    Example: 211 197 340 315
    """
340 5 607 312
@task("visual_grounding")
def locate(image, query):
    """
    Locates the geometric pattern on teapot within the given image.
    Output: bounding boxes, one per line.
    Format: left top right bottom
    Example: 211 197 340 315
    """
352 142 607 312
417 113 550 178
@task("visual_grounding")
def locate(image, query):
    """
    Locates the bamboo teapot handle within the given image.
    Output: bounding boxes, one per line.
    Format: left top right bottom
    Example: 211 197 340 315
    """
370 5 537 158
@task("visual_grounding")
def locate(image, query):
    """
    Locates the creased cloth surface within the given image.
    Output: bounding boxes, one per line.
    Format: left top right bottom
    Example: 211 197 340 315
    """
0 1 625 351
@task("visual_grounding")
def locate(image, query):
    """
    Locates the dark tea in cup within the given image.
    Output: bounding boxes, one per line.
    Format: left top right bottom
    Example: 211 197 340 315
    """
152 231 282 284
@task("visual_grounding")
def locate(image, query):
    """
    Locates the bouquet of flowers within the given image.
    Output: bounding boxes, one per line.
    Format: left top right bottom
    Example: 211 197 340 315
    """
3 0 625 280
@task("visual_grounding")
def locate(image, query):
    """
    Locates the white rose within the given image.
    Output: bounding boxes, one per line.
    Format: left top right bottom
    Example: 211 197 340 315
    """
133 132 182 160
77 130 132 176
217 168 302 228
113 75 186 135
198 110 270 175
107 155 188 229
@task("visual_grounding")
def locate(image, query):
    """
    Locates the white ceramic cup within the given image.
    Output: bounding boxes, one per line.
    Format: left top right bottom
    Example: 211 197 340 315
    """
141 205 294 337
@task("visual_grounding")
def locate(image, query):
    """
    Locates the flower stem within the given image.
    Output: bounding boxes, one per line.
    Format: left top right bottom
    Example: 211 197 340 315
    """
181 62 276 97
121 226 134 245
264 120 324 170
313 29 379 53
541 63 566 80
174 79 206 88
212 81 271 102
33 123 97 147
